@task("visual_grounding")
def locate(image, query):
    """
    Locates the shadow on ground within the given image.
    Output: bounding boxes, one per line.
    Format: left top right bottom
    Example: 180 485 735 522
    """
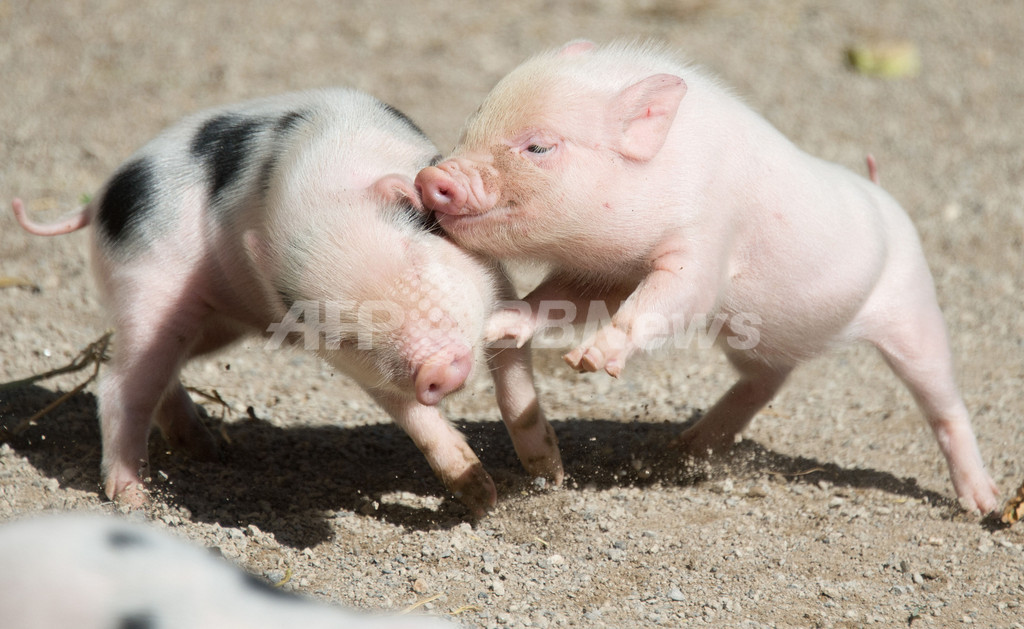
1 386 956 548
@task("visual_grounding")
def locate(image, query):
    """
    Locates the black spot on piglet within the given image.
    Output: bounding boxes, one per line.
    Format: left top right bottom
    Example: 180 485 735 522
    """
381 102 428 140
107 527 149 550
117 611 156 629
97 158 158 245
274 109 309 134
256 110 311 195
191 114 266 200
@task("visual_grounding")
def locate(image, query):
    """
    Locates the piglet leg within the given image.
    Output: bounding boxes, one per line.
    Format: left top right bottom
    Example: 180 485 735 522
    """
98 285 215 506
673 357 792 455
99 356 188 507
368 390 497 516
566 247 717 377
152 319 248 460
487 271 632 348
486 342 563 485
153 383 219 462
864 298 999 514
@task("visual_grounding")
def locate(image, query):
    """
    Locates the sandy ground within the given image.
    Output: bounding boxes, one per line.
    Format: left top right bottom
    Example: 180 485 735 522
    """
1 1 1023 627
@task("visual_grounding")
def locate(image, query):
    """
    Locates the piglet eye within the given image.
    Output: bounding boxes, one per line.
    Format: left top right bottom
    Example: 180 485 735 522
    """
526 144 552 154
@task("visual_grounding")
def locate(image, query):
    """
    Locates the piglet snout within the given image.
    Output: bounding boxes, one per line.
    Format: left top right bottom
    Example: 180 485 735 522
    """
414 346 473 406
415 166 467 215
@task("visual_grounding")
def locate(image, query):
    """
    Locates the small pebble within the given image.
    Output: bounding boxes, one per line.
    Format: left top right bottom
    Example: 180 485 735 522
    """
491 580 506 596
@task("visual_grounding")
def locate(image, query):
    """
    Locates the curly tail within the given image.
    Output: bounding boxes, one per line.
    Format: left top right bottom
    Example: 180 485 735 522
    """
11 198 91 236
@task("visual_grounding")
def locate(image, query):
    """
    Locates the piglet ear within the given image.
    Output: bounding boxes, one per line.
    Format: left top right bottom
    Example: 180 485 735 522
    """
610 74 687 163
372 174 422 210
558 40 597 56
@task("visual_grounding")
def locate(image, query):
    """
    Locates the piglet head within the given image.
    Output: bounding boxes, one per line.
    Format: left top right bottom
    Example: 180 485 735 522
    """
372 240 495 406
415 41 687 262
314 220 494 407
257 180 494 408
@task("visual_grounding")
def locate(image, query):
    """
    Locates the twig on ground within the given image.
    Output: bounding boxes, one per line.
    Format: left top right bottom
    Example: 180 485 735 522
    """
399 593 441 615
272 568 294 588
0 330 113 439
770 467 826 478
184 386 234 419
0 329 112 393
0 276 39 291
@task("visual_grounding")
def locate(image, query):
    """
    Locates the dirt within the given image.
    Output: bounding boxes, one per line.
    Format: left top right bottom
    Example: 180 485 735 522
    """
1 1 1023 627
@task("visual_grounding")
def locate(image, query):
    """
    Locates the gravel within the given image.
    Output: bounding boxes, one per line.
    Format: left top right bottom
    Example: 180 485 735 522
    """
2 1 1023 627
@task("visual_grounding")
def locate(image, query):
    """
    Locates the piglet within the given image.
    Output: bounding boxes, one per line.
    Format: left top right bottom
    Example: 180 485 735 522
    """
0 513 455 629
415 41 999 513
12 88 562 515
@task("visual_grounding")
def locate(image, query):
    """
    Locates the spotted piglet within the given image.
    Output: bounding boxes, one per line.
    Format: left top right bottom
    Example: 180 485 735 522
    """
0 513 455 628
13 88 562 515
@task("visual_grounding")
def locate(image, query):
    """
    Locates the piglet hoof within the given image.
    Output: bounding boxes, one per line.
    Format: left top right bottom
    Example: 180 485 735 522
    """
953 475 1000 516
565 325 633 376
485 312 534 348
563 346 623 378
563 345 612 374
578 348 607 374
670 427 736 459
521 453 565 487
109 482 151 510
562 347 588 371
446 463 497 518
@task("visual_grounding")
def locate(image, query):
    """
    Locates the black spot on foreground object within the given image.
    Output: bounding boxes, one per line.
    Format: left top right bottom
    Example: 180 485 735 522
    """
381 102 428 139
97 158 158 245
117 611 155 629
107 527 149 550
191 114 266 200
